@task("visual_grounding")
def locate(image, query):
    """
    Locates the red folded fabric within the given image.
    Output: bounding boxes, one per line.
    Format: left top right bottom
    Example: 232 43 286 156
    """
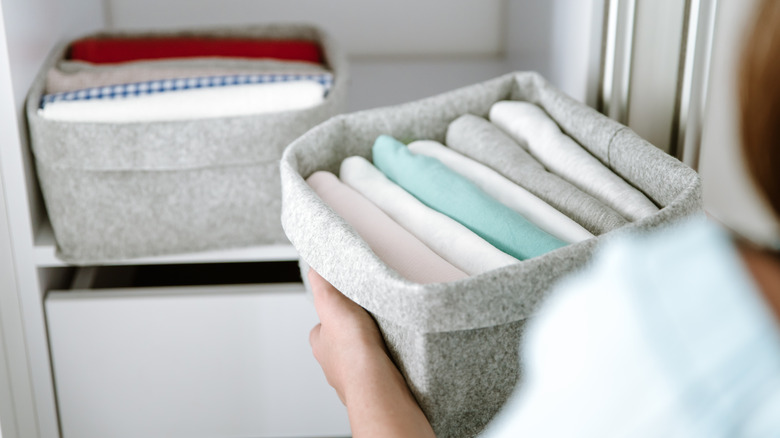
67 37 323 64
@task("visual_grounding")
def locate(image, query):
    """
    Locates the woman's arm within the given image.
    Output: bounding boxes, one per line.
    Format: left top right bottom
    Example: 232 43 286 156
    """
308 269 436 438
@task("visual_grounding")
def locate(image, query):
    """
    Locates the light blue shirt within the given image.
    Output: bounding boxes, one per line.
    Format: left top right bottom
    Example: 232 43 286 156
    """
371 135 566 260
481 220 780 437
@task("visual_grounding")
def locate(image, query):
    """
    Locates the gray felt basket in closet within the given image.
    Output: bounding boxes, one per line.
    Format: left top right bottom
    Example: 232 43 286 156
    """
26 24 347 264
280 72 702 438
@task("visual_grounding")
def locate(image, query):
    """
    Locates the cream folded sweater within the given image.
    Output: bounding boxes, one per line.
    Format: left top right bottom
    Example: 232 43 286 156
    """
38 80 326 123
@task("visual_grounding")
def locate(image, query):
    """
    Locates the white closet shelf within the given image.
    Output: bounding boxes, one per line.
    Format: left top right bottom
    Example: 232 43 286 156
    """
34 220 298 267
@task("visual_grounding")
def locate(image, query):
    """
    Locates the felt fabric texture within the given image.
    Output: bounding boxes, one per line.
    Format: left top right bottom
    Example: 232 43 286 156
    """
27 24 347 263
306 171 468 284
47 58 328 93
489 100 659 221
37 160 288 261
280 71 702 438
38 80 327 123
68 37 323 64
340 156 519 275
372 135 567 261
408 140 593 244
445 114 627 235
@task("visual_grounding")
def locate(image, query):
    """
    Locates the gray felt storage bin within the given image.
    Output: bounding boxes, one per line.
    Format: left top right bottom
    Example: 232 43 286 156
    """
280 72 702 438
27 24 347 264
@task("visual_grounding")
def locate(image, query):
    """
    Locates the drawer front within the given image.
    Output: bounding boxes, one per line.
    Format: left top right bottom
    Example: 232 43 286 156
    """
45 283 350 438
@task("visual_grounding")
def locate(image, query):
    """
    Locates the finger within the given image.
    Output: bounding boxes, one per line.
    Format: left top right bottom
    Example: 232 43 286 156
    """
309 323 321 347
308 269 373 336
308 268 339 299
309 268 348 321
308 269 331 321
309 323 322 359
307 267 323 289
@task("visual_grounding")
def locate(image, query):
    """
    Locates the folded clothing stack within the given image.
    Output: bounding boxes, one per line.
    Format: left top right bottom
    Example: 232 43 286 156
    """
305 100 660 283
38 34 334 122
27 25 348 263
280 71 701 438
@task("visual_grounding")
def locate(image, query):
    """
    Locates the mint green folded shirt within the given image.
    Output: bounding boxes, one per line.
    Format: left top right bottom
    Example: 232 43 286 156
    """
372 135 567 260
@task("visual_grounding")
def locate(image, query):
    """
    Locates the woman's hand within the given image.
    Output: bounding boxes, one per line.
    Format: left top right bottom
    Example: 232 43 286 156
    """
308 269 436 438
308 268 388 402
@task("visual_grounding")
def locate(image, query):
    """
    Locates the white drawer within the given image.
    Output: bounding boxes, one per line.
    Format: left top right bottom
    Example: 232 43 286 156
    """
45 279 350 438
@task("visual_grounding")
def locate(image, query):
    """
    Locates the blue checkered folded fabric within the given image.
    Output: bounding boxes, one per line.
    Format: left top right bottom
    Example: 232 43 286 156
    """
40 72 334 109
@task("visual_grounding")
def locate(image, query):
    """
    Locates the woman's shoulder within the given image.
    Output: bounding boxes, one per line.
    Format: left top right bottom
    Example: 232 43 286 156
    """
497 219 780 437
531 219 780 369
542 219 768 330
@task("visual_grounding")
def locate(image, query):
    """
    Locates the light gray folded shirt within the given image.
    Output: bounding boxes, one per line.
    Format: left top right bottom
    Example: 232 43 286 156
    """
445 114 628 235
408 140 593 244
489 101 659 222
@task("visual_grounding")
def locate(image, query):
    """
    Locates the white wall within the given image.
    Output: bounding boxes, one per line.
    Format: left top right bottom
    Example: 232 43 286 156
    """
505 0 554 78
105 0 606 112
347 58 510 111
698 0 780 244
506 0 604 106
105 0 516 112
506 0 601 105
107 0 504 57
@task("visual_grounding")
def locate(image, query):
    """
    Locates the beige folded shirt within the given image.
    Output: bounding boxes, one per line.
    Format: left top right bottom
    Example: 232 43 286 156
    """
307 170 468 284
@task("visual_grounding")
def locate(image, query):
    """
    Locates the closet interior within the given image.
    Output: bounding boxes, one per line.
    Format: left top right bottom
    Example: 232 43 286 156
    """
1 0 725 437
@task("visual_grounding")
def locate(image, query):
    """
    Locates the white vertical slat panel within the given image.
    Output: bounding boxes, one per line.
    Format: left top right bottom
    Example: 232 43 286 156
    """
0 7 33 438
599 0 636 125
549 0 602 104
2 0 104 234
0 0 105 436
675 0 718 167
627 0 686 153
107 0 504 57
0 119 20 438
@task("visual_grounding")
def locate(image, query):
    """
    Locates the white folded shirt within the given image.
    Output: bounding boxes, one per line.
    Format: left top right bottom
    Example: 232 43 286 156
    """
339 155 519 275
408 140 594 244
38 77 327 123
489 101 659 221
